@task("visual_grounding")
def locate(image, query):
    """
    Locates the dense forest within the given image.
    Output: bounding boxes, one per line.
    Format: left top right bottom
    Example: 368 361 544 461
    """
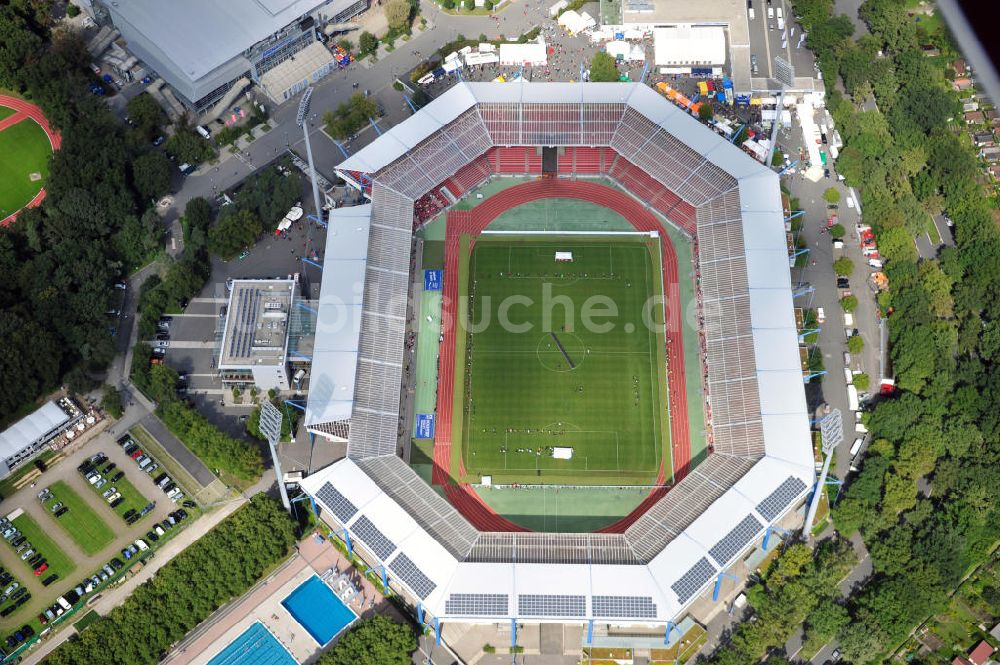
0 3 172 421
44 495 297 665
704 0 1000 662
316 615 417 665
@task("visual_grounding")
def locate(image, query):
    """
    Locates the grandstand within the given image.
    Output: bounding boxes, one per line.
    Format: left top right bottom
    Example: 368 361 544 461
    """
300 82 811 636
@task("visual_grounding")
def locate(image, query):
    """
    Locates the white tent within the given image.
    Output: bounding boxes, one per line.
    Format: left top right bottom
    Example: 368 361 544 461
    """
285 205 303 221
653 26 725 66
465 51 500 66
499 39 547 66
605 40 645 62
558 9 596 34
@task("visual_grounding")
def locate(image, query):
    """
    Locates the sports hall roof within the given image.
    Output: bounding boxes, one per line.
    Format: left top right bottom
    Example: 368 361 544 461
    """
302 81 813 623
0 401 72 459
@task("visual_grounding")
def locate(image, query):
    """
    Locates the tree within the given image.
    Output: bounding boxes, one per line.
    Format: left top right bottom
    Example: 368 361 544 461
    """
101 384 125 418
840 295 859 312
833 257 854 276
45 496 296 665
698 103 714 121
385 0 411 30
853 372 870 391
359 31 378 56
589 51 619 82
823 187 841 204
829 223 846 239
847 334 865 354
116 209 162 270
318 616 416 665
165 126 213 164
126 93 166 142
132 151 172 202
463 0 474 10
0 5 42 91
208 208 262 260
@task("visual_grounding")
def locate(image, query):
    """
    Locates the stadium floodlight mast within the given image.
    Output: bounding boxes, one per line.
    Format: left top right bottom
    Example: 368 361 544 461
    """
766 56 795 168
297 87 325 229
805 408 842 535
259 400 291 512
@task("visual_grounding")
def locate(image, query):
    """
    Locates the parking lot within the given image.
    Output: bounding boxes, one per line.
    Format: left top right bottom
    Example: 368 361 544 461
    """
0 426 202 652
747 0 817 87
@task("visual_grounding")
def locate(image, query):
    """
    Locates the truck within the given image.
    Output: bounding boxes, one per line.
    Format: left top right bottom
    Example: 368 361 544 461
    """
847 384 859 411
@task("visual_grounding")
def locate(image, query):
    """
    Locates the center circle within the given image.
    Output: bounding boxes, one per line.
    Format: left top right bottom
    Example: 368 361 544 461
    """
535 331 587 372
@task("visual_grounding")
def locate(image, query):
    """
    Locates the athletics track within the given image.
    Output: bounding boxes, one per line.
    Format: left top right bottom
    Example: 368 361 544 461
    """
0 95 61 226
432 179 692 534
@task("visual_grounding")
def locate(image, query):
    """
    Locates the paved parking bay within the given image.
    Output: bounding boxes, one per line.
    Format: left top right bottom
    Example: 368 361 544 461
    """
747 0 817 87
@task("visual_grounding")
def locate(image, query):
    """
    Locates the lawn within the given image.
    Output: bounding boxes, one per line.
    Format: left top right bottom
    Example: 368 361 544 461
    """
458 237 669 485
10 513 75 579
0 115 51 219
81 470 151 523
43 481 115 555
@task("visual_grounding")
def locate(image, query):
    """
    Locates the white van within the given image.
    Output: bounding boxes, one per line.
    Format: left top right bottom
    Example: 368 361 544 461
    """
868 258 883 269
767 6 774 19
849 437 864 456
846 196 856 209
749 6 755 19
843 312 854 327
844 367 853 384
195 125 212 139
134 539 149 552
847 385 859 411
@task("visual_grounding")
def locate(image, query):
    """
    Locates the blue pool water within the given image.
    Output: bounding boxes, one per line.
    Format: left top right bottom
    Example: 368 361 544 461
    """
281 575 356 646
208 622 297 665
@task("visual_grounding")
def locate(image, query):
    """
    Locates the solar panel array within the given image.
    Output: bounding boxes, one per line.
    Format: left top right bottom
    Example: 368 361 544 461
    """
225 287 261 361
445 593 509 616
351 515 397 561
708 514 764 566
315 482 358 523
756 476 809 521
389 552 437 599
592 595 658 619
518 595 587 617
671 557 717 604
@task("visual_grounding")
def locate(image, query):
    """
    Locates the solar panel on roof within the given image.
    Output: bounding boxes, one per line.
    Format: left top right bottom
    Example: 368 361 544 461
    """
756 476 808 521
671 557 717 604
315 482 358 523
389 553 436 599
592 595 658 619
444 593 509 616
350 515 396 561
708 514 763 565
517 595 586 617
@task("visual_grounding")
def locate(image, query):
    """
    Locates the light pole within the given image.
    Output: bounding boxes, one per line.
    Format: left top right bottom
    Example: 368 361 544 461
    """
297 87 324 228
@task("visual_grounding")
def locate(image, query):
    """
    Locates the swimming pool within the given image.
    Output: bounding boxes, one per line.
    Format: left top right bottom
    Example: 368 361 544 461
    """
281 575 357 646
207 622 297 665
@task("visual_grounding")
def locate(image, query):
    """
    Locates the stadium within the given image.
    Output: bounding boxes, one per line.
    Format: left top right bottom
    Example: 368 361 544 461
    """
299 82 812 642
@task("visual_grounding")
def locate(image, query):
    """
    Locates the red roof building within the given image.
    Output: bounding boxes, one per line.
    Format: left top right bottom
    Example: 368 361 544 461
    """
969 639 995 665
954 59 968 76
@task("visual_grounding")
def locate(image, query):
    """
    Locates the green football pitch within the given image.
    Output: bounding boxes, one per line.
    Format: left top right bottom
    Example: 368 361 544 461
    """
0 113 51 219
457 236 670 486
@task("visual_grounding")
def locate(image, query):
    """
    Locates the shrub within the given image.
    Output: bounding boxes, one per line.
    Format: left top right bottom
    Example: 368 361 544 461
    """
829 223 845 239
833 257 854 276
840 295 859 312
847 335 864 354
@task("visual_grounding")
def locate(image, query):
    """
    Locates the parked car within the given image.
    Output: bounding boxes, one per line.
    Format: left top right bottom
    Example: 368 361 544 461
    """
109 497 125 509
34 563 48 576
111 471 125 482
42 574 58 586
54 507 69 518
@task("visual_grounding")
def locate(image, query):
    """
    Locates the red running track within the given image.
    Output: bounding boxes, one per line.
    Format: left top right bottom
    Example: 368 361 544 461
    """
0 95 62 227
432 179 692 534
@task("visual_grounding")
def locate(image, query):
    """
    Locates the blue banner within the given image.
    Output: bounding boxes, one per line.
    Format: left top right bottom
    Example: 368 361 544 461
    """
424 270 442 291
415 414 435 439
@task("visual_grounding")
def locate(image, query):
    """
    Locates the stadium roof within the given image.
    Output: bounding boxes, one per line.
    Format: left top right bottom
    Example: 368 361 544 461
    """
302 81 813 623
305 204 371 427
0 401 71 459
